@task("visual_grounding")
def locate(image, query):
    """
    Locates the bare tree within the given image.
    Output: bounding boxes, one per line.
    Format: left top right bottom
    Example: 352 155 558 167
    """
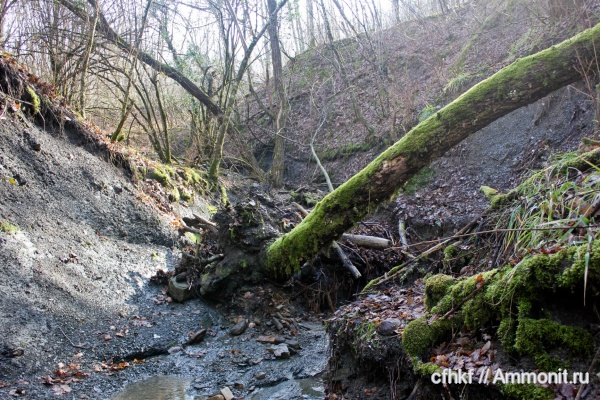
267 0 287 187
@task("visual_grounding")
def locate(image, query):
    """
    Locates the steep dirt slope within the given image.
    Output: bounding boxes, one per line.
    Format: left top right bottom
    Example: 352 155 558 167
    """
0 94 179 379
0 57 332 400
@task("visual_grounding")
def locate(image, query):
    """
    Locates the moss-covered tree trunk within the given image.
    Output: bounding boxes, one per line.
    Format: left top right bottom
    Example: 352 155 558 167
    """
266 22 600 280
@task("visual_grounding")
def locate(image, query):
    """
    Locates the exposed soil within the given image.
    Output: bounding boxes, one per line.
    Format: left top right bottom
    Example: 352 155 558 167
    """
0 112 328 399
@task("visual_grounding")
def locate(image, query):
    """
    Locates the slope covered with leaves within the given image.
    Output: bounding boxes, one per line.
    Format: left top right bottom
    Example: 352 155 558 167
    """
326 147 600 399
244 0 600 237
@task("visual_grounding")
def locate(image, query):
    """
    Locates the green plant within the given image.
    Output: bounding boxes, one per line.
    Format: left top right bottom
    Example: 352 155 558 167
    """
418 104 436 122
443 73 471 95
0 219 18 234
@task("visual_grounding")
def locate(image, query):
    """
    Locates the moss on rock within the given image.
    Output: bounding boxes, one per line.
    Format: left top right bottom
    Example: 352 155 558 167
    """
498 383 554 400
480 185 509 208
168 186 181 202
514 318 593 361
148 167 170 186
404 239 598 370
23 85 40 115
180 188 193 202
424 274 455 309
0 219 18 234
402 316 455 357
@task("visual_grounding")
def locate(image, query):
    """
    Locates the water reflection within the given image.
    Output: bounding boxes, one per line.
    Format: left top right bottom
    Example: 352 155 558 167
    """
112 376 191 400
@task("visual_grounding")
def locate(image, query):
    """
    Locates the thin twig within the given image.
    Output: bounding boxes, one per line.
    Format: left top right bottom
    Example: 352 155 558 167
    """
575 345 600 400
389 224 600 250
58 325 80 349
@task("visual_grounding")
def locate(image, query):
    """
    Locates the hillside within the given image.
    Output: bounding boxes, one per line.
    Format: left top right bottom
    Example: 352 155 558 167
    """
245 1 600 236
0 57 328 399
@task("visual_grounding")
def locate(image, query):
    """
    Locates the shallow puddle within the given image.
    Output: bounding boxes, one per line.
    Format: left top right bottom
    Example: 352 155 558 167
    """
112 375 324 400
112 376 192 400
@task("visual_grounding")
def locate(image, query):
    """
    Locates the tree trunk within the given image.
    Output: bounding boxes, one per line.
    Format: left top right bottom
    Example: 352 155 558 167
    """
392 0 400 23
267 0 286 188
58 0 286 182
265 22 600 280
307 0 316 47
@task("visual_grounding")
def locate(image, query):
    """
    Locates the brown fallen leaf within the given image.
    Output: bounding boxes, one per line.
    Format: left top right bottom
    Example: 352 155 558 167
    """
52 384 71 396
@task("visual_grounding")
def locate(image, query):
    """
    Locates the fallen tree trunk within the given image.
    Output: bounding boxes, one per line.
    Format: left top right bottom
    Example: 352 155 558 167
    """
293 202 362 278
266 22 600 280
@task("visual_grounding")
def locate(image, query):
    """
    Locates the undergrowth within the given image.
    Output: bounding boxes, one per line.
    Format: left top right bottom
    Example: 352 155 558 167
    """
402 147 600 379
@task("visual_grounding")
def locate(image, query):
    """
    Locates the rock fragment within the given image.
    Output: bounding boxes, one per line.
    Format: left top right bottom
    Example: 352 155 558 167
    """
377 318 401 336
229 320 248 336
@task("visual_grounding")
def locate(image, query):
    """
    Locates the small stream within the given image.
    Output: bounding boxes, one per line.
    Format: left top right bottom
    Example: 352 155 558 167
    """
113 375 325 399
109 294 328 400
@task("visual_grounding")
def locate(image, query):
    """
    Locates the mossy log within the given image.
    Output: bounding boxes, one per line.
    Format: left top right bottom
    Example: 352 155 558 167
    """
266 23 600 280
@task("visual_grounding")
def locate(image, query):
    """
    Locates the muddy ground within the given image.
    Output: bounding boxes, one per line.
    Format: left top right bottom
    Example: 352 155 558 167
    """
0 114 328 399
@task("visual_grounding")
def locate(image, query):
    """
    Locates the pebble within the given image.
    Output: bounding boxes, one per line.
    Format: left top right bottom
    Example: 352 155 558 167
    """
255 372 266 380
377 318 401 336
268 343 290 359
187 328 207 345
229 319 248 336
220 387 234 400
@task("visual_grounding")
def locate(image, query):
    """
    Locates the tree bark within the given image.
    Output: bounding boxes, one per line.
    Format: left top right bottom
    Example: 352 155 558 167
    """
307 0 316 47
267 0 286 188
265 22 600 280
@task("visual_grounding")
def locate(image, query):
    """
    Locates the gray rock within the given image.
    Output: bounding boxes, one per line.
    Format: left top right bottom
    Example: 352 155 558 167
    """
229 319 248 336
377 318 401 336
187 328 207 345
255 372 266 380
168 273 193 302
269 343 290 359
285 340 300 350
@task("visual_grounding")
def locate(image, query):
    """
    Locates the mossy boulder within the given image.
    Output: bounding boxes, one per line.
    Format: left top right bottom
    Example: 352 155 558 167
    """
403 241 599 371
514 318 593 363
402 316 455 358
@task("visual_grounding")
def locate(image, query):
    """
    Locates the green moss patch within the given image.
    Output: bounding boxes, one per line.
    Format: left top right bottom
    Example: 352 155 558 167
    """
514 318 593 360
404 236 599 370
23 86 40 115
0 219 18 234
424 274 455 309
148 167 170 187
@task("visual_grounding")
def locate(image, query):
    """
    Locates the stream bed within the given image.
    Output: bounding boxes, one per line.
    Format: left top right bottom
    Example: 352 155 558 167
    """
104 286 328 400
